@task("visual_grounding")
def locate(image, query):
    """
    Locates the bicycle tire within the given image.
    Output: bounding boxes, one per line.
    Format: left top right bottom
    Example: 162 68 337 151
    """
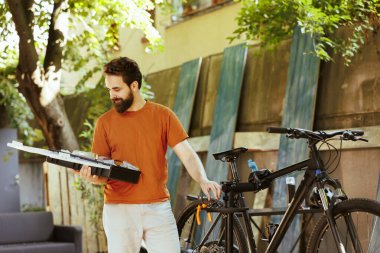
177 200 249 253
306 198 380 253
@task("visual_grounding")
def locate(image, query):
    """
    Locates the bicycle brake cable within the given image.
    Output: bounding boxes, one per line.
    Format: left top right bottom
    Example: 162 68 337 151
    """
321 138 340 172
326 137 343 174
318 140 332 168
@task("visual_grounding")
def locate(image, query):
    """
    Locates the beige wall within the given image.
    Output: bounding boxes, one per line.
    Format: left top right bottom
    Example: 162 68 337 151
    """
61 2 246 93
116 2 246 74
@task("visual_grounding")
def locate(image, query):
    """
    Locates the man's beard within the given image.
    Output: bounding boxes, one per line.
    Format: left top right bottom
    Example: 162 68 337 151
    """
112 94 134 113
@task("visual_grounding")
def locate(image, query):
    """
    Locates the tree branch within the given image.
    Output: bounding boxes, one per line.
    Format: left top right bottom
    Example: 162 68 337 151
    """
44 0 69 72
6 0 38 73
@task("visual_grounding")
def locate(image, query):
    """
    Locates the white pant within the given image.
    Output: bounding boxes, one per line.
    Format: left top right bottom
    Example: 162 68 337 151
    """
103 201 180 253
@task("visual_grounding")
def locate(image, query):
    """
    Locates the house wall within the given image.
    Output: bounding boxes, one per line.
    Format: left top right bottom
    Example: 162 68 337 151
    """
116 2 245 74
0 129 20 213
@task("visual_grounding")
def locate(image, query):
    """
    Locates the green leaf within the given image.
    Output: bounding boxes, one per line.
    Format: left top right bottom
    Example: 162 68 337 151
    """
231 0 379 65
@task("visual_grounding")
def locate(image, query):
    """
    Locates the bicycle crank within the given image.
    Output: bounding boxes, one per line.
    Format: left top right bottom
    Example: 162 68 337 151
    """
199 242 225 253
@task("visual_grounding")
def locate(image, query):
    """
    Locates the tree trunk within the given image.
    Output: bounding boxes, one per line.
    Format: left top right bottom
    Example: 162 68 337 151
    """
0 104 9 129
7 0 79 151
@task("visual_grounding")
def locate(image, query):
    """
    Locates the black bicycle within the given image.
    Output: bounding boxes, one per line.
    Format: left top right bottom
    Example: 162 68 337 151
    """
176 127 380 253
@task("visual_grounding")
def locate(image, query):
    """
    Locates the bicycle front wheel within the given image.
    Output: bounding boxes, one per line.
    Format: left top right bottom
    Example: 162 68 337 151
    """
307 198 380 253
177 200 248 253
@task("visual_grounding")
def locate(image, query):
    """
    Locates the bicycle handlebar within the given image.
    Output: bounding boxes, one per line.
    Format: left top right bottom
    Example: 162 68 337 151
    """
266 127 292 134
266 127 367 142
222 182 259 193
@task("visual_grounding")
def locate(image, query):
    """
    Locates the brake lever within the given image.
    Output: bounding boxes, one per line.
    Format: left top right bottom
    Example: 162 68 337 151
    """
341 135 368 142
286 133 295 139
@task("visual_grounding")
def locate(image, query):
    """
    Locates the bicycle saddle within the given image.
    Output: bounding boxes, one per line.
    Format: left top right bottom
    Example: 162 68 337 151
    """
213 147 248 161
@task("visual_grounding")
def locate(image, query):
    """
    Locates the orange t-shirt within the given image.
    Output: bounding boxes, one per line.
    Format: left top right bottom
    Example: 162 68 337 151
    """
91 101 188 204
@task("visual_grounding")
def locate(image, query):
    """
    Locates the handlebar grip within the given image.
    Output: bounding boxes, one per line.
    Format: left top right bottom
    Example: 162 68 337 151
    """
267 127 290 134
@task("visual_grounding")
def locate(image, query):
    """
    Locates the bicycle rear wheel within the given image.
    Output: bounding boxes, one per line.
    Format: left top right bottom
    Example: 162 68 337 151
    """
177 200 248 253
307 198 380 253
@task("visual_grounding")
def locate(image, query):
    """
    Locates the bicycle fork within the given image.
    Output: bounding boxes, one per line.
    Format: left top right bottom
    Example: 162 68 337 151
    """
317 179 364 253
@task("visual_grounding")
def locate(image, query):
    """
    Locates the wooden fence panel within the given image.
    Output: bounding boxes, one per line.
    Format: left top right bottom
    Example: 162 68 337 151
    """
46 164 106 253
46 163 63 225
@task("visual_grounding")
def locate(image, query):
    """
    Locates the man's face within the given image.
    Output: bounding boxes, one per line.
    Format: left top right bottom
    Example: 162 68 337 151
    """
105 75 134 113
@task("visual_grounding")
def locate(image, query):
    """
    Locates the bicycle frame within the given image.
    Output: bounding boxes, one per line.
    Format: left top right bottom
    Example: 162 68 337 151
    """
263 159 316 253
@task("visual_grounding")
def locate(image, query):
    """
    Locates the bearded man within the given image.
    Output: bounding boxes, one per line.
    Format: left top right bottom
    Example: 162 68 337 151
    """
78 57 221 253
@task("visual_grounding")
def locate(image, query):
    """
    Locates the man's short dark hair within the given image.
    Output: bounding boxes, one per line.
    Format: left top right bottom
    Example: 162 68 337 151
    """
104 57 142 89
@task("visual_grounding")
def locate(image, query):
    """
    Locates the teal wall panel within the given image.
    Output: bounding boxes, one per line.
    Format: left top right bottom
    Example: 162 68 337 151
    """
205 44 248 183
272 27 321 252
167 58 202 203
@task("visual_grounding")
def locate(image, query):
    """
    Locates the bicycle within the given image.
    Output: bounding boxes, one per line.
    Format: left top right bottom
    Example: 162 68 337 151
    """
176 127 380 253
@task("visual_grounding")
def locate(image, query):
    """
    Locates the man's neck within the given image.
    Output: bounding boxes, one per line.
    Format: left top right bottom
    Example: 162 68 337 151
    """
127 94 146 112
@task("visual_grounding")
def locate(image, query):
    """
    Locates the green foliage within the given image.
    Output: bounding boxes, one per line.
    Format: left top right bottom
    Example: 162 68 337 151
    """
21 204 46 212
73 177 105 232
231 0 380 65
0 0 54 68
78 78 111 151
1 0 166 68
0 67 42 145
141 79 155 100
64 0 166 74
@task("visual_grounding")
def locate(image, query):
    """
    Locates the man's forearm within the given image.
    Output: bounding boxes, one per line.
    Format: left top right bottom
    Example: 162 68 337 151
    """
173 140 208 183
182 151 208 183
173 140 222 199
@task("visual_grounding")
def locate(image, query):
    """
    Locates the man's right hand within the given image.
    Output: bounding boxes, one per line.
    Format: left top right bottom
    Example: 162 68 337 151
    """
70 165 107 185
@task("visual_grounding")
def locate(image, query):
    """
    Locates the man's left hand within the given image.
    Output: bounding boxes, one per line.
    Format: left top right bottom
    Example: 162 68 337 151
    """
199 180 222 200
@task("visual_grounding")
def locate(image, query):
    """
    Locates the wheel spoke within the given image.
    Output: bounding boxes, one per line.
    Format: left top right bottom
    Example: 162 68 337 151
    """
368 214 380 253
344 212 364 253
